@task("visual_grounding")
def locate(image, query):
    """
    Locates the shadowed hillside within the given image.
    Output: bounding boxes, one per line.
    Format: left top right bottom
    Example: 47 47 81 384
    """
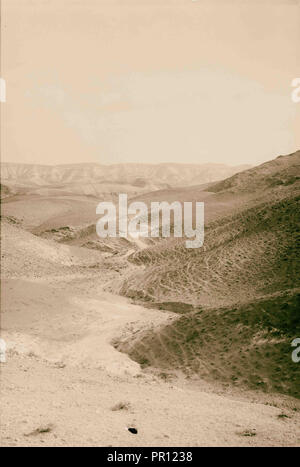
116 291 300 398
117 151 300 397
210 150 300 194
121 193 300 308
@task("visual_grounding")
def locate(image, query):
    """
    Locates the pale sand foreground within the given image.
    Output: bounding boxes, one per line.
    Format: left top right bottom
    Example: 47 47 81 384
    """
1 275 299 447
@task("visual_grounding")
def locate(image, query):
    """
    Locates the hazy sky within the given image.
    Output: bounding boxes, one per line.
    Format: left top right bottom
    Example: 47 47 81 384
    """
1 0 300 166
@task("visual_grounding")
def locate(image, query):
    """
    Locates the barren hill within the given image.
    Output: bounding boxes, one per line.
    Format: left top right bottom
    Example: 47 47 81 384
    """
0 220 112 279
121 192 300 307
117 291 300 398
210 150 300 194
116 151 300 398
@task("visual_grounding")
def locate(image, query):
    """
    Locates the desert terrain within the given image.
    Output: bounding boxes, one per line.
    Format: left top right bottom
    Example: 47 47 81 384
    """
0 155 300 447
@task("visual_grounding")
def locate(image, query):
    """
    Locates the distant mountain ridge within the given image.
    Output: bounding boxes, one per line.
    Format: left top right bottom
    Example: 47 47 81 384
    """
1 162 250 189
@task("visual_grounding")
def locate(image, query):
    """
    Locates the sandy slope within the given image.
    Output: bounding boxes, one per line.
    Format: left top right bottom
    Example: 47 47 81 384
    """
1 225 299 447
2 356 300 447
1 274 300 447
1 275 172 375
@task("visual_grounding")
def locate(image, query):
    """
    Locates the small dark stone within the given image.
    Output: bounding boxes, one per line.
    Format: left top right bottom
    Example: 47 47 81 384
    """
128 427 138 434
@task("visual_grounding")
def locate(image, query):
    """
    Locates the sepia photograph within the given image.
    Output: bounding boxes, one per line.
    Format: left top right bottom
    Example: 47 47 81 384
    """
0 0 299 453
